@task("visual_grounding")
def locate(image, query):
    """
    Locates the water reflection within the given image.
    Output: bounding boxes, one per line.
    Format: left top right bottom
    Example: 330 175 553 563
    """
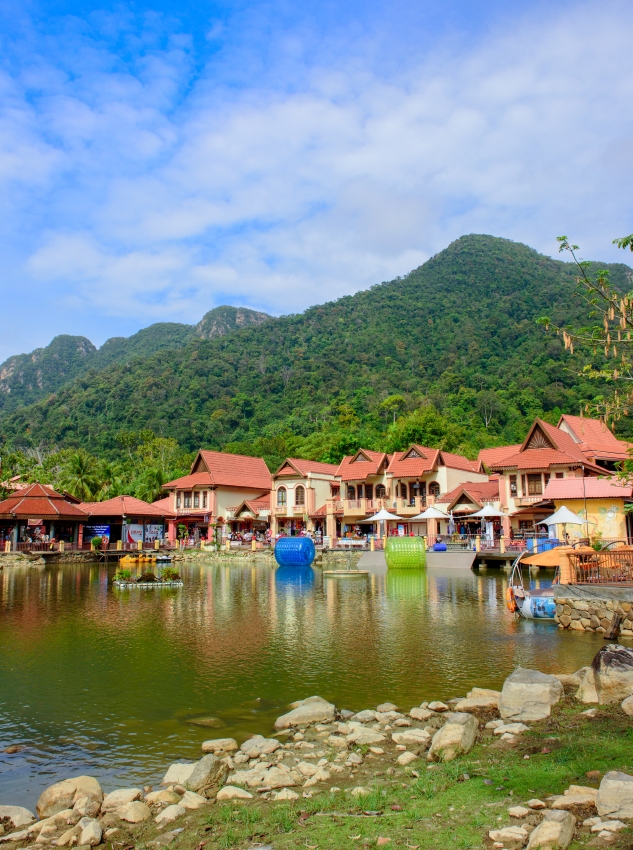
0 560 605 809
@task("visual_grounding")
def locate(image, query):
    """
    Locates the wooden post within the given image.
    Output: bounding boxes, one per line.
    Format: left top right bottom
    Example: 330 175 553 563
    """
59 540 65 553
558 552 573 585
605 613 622 641
116 539 122 551
225 539 230 551
475 536 481 552
370 537 375 552
252 538 256 552
4 540 10 553
137 539 142 551
500 537 506 554
155 539 160 550
382 535 387 549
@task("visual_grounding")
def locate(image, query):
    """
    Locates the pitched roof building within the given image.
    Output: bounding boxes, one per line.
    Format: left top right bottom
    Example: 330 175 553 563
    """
557 414 632 470
0 483 88 545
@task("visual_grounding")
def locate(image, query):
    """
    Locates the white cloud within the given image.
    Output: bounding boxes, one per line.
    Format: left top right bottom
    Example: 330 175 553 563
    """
0 0 632 356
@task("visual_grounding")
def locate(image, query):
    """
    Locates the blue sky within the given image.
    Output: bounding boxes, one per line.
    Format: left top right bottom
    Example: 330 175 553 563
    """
0 0 631 359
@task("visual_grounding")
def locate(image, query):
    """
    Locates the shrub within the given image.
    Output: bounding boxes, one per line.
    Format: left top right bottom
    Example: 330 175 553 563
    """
113 568 131 581
137 572 157 582
161 566 181 581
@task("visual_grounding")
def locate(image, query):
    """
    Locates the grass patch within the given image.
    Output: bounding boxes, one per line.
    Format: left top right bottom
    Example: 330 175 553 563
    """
163 697 633 849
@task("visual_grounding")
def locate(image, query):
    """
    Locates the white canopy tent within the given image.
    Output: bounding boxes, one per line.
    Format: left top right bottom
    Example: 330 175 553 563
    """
542 505 585 541
365 508 403 540
410 506 448 521
469 505 507 544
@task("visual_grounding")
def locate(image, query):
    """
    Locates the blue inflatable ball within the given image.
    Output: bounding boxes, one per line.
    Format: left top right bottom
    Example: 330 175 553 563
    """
274 536 316 567
433 542 447 552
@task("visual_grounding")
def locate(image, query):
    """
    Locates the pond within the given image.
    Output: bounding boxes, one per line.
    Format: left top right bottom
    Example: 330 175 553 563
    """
0 559 604 809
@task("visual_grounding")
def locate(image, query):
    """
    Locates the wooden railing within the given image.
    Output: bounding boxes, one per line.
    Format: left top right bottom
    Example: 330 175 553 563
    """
569 549 633 585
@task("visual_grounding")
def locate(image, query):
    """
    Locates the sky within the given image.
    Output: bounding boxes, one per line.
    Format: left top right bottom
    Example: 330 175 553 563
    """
0 0 632 360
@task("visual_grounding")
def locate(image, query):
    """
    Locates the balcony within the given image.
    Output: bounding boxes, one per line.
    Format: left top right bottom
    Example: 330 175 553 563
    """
515 495 544 507
273 504 307 517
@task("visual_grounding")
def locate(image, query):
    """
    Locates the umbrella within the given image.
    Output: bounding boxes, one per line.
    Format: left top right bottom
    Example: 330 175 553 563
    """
365 508 403 541
469 505 507 518
542 506 585 526
448 510 456 535
410 506 448 521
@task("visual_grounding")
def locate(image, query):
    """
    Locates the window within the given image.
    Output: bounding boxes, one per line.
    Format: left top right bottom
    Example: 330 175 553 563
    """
409 482 420 505
176 493 181 508
527 474 542 496
347 485 356 499
429 482 440 497
295 486 305 506
365 484 373 500
193 492 200 508
509 475 518 497
399 482 407 498
202 491 208 508
184 491 192 508
375 484 386 498
277 487 287 506
544 473 550 487
555 472 564 479
357 484 363 499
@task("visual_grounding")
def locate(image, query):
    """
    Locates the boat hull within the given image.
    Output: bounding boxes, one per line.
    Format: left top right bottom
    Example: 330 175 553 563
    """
426 550 477 569
516 592 557 620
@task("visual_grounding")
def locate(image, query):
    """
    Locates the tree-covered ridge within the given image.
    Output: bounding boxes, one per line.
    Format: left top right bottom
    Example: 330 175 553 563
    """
1 234 631 480
0 306 271 413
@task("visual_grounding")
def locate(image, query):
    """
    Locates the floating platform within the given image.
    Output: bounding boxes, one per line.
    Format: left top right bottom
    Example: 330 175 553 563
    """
323 569 369 577
113 580 183 588
427 550 477 569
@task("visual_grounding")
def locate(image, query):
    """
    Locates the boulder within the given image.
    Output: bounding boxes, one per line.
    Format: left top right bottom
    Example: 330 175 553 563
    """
527 809 575 849
428 712 478 762
591 820 626 833
0 830 29 844
116 802 151 823
185 754 229 797
328 735 348 748
489 825 529 845
180 791 207 810
27 809 74 835
467 687 501 700
0 807 35 828
154 804 186 825
144 790 181 806
376 702 398 712
409 707 434 721
72 796 100 818
622 695 633 716
453 696 499 711
201 738 238 754
428 702 448 712
553 673 582 688
263 767 299 789
161 763 195 787
499 668 563 721
508 806 531 818
216 786 253 801
303 768 330 787
493 723 529 736
274 697 336 729
575 667 598 704
346 728 386 746
597 771 633 819
275 788 300 800
36 777 103 820
351 710 377 723
78 818 102 847
101 789 143 812
397 751 417 766
391 729 431 750
592 645 633 704
239 735 280 756
55 825 82 846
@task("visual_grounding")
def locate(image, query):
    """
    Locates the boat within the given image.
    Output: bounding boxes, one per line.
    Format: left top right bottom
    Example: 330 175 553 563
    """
507 546 561 619
426 548 477 569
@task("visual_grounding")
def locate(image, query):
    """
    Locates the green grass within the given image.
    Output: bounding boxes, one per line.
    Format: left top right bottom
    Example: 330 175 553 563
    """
147 696 633 849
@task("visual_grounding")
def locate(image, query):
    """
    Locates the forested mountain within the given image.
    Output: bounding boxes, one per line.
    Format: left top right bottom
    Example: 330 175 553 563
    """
1 235 632 475
0 306 269 413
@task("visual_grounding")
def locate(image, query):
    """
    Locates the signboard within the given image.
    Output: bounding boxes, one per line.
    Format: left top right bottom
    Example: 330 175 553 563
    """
144 524 164 544
124 524 144 544
85 524 110 538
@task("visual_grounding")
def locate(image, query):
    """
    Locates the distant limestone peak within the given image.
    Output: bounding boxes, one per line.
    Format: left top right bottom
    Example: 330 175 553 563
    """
195 306 271 340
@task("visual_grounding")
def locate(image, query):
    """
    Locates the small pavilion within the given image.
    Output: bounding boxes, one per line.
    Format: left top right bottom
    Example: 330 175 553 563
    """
0 483 89 545
80 495 174 545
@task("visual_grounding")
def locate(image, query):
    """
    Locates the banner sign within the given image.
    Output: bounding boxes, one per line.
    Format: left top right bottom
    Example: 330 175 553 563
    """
124 524 144 544
144 524 164 543
85 524 110 538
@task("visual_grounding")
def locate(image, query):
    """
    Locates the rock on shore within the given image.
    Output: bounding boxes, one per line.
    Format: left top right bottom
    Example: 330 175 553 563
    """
499 668 563 721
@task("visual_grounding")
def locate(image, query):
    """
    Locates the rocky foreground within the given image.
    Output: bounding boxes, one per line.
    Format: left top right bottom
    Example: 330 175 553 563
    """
3 645 633 850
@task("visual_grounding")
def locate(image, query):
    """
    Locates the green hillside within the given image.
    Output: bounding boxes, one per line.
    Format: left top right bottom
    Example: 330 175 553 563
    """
1 235 631 475
0 306 269 413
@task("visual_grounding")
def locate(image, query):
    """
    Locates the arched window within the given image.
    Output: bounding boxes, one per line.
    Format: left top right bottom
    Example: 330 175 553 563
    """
277 487 287 506
295 486 305 506
399 482 407 498
375 484 386 498
347 485 356 499
429 482 441 497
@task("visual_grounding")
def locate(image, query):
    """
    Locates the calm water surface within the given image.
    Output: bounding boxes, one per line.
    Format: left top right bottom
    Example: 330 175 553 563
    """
0 559 604 808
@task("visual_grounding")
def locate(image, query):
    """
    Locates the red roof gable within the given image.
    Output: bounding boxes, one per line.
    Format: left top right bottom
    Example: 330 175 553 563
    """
81 495 174 518
542 477 633 500
165 450 272 491
274 458 339 477
229 494 271 514
336 450 391 481
0 482 89 520
387 446 481 477
478 445 521 467
486 419 607 474
436 480 500 505
558 414 633 461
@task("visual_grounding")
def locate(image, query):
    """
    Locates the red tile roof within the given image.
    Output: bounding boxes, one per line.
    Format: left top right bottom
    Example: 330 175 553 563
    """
152 497 172 512
81 495 174 518
485 419 607 474
229 494 271 514
274 458 339 477
387 446 482 477
336 450 391 481
478 445 521 467
558 414 633 461
165 450 272 491
436 480 500 505
542 477 633 500
0 483 89 519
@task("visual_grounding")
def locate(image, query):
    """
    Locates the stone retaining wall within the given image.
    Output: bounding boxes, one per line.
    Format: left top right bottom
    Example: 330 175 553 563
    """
554 596 633 635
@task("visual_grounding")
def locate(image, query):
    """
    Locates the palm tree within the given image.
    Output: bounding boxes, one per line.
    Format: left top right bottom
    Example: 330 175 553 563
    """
133 467 167 503
58 450 101 501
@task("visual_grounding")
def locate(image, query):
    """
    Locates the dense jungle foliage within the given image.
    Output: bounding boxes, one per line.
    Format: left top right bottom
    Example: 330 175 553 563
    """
1 234 632 500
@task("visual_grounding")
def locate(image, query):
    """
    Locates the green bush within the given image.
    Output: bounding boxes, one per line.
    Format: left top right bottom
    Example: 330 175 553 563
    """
113 568 131 581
